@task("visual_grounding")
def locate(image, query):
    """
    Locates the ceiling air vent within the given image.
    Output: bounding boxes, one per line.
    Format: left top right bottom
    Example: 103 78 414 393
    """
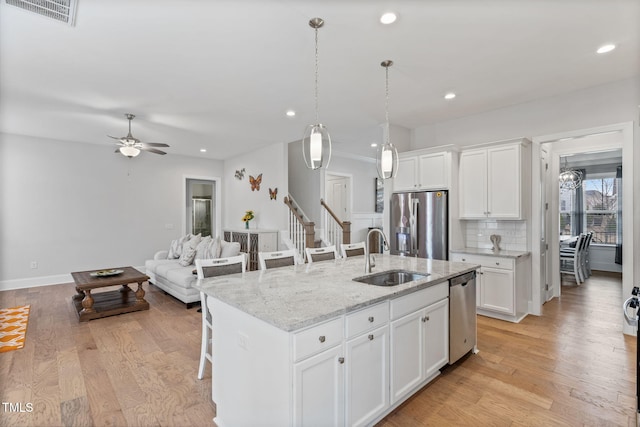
5 0 78 26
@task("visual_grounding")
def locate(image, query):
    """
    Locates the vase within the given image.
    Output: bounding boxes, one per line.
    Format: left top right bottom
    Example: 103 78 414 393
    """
245 221 249 229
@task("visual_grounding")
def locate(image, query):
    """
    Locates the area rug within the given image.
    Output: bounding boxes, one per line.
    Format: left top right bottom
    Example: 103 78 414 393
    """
0 305 30 353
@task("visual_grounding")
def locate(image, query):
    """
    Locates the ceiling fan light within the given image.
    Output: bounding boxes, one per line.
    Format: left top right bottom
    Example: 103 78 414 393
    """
120 146 141 158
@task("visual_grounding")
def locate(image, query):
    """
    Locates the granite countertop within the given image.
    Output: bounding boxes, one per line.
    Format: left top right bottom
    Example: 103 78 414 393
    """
450 247 530 259
194 254 479 332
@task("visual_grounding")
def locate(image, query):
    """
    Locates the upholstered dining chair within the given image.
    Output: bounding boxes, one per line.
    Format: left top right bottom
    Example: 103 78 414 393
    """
305 245 339 263
340 242 366 258
258 249 298 270
195 254 246 380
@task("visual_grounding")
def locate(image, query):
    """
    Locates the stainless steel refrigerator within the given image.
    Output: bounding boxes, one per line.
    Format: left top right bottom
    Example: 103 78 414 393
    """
390 190 448 260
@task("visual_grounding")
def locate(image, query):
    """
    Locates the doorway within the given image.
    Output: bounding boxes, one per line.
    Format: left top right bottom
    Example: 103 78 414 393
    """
324 173 351 222
531 122 634 335
184 177 221 238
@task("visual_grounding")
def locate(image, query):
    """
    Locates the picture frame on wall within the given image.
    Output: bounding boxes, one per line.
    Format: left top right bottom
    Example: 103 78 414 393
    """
375 178 384 213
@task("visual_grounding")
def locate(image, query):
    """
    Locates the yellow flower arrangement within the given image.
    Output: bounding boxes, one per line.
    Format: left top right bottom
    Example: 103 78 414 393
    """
242 210 254 222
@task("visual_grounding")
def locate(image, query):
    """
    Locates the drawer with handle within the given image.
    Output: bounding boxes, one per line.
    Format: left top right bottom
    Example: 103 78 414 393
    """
451 253 514 270
345 301 389 339
292 317 344 362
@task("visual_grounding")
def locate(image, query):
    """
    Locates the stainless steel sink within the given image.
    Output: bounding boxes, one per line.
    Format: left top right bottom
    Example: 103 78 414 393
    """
353 269 430 287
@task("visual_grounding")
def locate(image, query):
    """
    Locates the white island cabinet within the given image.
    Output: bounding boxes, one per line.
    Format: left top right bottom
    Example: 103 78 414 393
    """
197 255 478 427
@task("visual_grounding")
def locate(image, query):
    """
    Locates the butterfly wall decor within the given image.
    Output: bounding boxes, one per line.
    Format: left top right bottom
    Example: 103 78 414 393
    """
269 188 277 200
249 173 262 191
235 168 246 180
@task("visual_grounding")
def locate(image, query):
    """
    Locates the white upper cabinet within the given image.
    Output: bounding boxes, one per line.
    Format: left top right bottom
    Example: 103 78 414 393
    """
393 150 452 192
459 139 530 220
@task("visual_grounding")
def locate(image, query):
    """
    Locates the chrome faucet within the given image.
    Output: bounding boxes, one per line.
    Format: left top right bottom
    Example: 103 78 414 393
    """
365 228 390 274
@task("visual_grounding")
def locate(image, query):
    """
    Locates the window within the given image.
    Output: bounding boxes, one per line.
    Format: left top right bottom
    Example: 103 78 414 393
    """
583 173 618 245
559 170 620 245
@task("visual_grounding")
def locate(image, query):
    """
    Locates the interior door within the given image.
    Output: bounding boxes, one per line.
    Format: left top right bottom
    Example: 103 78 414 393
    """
326 175 349 221
540 149 553 302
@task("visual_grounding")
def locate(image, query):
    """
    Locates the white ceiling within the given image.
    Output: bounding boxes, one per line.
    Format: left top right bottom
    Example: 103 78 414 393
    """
1 0 638 160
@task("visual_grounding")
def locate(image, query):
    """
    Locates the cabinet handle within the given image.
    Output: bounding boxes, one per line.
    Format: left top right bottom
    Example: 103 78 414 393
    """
318 336 326 343
461 258 466 262
368 316 374 323
368 334 374 341
338 357 345 364
422 316 429 322
495 262 500 266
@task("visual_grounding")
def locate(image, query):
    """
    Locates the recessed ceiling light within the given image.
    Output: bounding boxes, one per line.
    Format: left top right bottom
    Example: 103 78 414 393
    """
380 12 397 25
286 110 296 117
597 44 616 54
444 92 456 100
200 148 207 153
371 143 378 148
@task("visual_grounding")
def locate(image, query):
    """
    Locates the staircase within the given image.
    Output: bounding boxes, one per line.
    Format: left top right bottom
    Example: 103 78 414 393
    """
283 195 351 262
320 199 351 248
283 195 315 262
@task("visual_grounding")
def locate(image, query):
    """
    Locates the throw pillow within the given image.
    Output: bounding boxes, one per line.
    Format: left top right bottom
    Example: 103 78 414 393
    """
175 234 192 258
205 237 222 259
220 240 241 258
195 236 212 260
167 239 180 259
188 233 202 250
178 245 197 266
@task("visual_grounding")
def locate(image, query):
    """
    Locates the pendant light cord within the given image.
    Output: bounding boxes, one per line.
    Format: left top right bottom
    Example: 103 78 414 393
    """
314 26 319 124
385 65 390 145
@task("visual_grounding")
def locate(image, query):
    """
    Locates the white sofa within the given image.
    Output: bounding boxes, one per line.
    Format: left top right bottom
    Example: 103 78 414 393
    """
145 235 240 307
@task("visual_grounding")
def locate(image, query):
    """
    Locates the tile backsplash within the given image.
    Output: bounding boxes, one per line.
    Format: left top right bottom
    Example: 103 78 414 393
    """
464 220 527 251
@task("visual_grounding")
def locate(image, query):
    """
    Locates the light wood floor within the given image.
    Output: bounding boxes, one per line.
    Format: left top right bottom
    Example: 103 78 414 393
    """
0 272 635 426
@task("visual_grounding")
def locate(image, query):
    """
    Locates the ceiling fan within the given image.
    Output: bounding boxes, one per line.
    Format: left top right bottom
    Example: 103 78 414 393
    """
108 113 170 158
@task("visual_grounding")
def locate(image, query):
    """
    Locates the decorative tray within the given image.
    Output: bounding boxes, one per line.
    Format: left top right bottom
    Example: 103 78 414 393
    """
90 269 124 277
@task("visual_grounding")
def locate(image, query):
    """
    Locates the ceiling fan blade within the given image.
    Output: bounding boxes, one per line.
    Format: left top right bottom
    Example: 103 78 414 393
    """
115 149 121 153
139 142 170 148
107 135 122 140
141 147 167 155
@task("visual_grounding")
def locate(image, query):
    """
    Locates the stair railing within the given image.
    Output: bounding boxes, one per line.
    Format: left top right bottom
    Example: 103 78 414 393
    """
320 199 351 248
283 196 315 262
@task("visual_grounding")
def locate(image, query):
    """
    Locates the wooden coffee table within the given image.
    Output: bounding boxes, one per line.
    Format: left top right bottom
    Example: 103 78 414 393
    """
71 266 150 322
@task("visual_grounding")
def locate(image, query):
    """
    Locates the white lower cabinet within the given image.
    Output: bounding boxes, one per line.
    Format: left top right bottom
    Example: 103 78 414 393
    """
294 344 345 427
451 252 530 322
423 299 449 378
345 325 389 427
390 298 449 404
480 266 514 314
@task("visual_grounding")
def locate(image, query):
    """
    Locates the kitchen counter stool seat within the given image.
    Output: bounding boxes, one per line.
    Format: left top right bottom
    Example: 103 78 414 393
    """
196 254 246 379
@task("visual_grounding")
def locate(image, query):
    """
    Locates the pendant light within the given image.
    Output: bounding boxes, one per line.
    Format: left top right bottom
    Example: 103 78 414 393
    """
377 60 399 180
302 17 331 170
559 157 583 190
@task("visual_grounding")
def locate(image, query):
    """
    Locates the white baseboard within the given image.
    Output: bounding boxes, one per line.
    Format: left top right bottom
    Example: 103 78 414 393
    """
0 273 73 291
0 265 147 292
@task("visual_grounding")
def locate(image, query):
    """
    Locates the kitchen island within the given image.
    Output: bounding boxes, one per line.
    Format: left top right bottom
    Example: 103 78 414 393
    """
195 254 478 427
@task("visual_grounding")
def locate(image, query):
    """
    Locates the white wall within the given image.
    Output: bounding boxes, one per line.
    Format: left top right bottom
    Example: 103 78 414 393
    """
0 133 224 289
223 142 288 233
287 140 322 224
326 154 384 244
327 154 379 214
412 77 639 150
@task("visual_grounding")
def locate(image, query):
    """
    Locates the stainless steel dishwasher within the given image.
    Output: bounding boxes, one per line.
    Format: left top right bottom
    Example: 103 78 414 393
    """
449 270 477 364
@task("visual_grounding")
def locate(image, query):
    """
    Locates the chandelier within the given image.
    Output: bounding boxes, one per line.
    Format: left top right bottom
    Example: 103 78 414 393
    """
302 18 331 170
559 157 582 190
